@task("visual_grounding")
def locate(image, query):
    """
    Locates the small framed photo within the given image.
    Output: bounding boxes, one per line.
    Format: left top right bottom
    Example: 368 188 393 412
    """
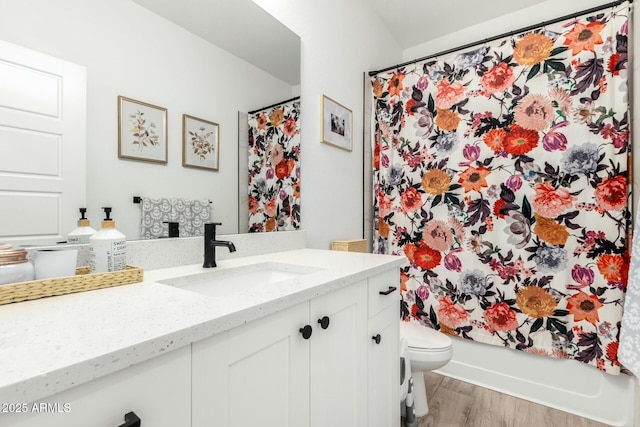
321 94 352 151
118 96 168 163
182 114 220 171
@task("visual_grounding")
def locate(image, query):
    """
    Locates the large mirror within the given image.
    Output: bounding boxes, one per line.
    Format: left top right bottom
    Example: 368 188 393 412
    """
0 0 300 245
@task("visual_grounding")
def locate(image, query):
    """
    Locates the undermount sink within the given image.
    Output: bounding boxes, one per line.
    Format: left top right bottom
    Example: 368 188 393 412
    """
158 262 323 298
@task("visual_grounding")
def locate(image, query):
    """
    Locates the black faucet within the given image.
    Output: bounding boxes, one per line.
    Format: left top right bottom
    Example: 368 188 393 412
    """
203 222 236 268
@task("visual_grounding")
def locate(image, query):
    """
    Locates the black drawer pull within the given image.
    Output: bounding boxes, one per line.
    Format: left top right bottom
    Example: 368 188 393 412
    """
379 286 397 296
118 411 141 427
318 316 330 330
372 334 382 344
299 325 313 339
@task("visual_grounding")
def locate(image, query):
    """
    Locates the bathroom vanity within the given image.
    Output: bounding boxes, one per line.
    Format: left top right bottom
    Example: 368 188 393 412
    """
0 249 403 427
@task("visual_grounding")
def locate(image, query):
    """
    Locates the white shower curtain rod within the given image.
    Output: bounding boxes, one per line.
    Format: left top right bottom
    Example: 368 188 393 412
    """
368 0 632 77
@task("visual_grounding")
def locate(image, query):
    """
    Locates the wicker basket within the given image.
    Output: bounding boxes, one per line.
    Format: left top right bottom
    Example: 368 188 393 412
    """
0 265 144 305
331 239 368 253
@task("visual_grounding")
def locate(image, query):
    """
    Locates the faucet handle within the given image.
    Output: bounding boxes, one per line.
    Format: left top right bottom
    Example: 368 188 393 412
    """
204 222 223 239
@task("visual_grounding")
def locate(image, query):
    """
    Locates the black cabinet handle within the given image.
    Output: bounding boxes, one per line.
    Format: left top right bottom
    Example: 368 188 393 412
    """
299 325 313 339
117 411 141 427
379 286 397 296
317 316 330 330
372 334 382 344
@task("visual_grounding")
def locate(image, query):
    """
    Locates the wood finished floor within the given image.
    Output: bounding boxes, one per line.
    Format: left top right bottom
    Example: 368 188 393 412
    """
410 371 611 427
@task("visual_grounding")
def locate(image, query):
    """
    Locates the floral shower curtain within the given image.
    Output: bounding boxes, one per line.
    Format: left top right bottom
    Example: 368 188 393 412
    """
372 5 630 374
248 98 301 232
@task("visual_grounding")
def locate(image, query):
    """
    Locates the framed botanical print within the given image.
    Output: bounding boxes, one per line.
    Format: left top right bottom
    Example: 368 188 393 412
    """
118 96 168 163
182 114 219 171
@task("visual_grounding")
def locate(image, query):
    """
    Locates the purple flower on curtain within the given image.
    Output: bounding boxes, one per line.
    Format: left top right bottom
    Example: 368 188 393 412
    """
506 174 523 192
416 76 429 91
460 144 480 167
444 248 463 272
569 264 595 290
416 285 430 301
542 122 569 151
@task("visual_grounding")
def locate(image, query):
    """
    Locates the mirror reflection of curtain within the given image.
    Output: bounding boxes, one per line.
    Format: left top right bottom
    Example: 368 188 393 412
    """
247 98 301 232
371 4 630 374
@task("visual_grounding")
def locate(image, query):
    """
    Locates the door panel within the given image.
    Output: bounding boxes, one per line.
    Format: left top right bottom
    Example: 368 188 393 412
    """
0 40 86 245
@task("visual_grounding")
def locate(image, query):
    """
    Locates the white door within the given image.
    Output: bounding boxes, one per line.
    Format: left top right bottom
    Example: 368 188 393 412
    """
310 281 368 427
0 40 86 246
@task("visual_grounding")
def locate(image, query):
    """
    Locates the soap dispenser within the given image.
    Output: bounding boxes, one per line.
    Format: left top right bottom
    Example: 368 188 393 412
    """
89 207 127 273
67 208 97 244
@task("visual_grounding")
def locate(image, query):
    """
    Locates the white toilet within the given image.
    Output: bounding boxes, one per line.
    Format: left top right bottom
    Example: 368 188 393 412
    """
400 320 453 417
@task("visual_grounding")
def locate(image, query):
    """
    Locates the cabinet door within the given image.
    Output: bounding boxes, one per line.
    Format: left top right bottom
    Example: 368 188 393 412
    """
1 345 191 427
309 281 367 427
368 303 400 427
192 301 310 427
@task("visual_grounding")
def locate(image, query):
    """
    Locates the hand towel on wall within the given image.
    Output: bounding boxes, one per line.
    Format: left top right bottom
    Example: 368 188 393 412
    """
619 205 640 377
140 197 211 239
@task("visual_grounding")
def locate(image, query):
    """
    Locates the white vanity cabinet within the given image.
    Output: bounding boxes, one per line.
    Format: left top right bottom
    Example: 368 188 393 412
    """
367 268 401 427
1 345 191 427
192 280 369 427
0 254 402 427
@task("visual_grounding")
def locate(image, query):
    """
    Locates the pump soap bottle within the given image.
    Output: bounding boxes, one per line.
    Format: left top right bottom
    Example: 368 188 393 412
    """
67 208 97 244
89 207 127 273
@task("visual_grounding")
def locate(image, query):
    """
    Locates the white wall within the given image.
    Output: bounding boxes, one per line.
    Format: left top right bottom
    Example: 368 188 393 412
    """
253 0 403 249
0 0 295 239
402 1 638 425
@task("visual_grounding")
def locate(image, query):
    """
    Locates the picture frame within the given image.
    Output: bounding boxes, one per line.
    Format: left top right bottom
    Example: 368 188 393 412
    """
118 96 168 163
182 114 220 171
321 94 352 151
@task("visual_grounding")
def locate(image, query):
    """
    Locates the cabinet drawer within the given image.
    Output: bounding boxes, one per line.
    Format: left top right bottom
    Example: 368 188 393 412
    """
368 268 399 318
1 345 191 427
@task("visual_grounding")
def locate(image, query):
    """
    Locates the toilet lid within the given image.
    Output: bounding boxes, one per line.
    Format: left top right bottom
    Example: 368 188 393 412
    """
400 321 452 350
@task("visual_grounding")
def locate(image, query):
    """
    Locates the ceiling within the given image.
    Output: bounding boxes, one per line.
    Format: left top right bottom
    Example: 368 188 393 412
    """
131 0 301 86
370 0 549 49
131 0 551 85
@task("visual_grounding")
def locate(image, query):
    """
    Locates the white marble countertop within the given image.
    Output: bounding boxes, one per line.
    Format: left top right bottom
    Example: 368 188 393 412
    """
0 248 404 405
